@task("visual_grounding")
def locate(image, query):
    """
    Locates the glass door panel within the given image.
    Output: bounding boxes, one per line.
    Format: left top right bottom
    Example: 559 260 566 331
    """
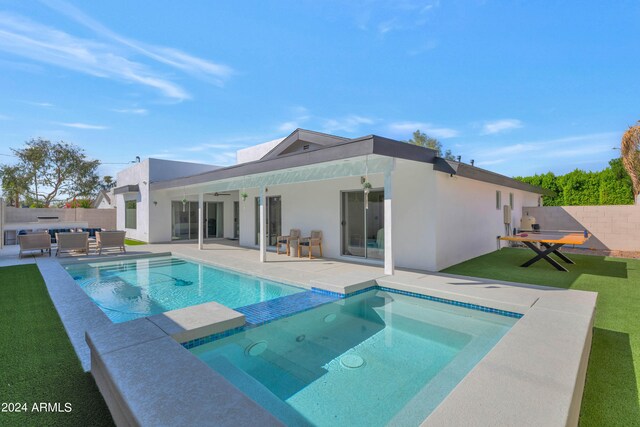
366 191 384 260
188 201 199 240
341 190 384 259
267 196 281 246
234 202 239 239
342 192 365 257
254 195 282 246
171 201 190 240
205 202 224 238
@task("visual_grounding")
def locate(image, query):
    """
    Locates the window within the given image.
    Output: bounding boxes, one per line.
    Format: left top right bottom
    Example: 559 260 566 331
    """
496 191 502 210
125 200 137 229
509 192 514 209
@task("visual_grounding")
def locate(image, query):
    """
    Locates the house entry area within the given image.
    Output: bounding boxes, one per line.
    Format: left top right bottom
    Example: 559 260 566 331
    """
255 196 282 246
171 201 224 240
341 190 384 260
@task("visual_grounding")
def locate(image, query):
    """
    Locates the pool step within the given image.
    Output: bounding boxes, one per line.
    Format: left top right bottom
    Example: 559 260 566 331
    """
237 291 339 326
207 355 313 426
91 258 187 273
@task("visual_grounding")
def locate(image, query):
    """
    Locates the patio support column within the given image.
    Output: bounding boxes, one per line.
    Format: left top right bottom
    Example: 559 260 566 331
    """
259 186 266 262
198 192 204 250
384 160 395 275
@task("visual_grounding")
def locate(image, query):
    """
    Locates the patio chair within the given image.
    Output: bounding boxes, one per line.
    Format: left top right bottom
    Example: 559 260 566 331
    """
18 232 52 258
96 231 126 255
298 230 323 259
56 232 89 257
276 229 301 256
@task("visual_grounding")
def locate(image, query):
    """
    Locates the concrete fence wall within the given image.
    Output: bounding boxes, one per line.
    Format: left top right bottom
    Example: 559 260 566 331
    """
4 207 117 230
523 205 640 251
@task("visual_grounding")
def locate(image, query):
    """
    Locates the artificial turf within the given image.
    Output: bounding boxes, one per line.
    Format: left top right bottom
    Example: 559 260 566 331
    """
443 247 640 427
124 238 146 246
0 264 114 427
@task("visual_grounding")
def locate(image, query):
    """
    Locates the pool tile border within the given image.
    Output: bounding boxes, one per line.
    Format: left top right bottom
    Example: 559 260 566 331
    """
183 283 522 350
312 285 523 318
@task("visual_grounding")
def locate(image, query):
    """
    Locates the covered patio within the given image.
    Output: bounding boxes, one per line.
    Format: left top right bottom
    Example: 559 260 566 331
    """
152 155 400 274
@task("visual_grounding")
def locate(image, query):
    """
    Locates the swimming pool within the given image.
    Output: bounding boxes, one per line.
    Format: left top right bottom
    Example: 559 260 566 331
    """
190 289 518 426
64 256 304 323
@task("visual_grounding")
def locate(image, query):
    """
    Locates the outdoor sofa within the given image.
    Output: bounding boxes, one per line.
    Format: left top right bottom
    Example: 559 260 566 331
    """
56 232 90 257
96 231 126 255
18 232 52 258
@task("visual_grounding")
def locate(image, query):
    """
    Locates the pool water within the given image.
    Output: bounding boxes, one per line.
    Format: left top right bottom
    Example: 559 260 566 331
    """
191 290 518 426
64 256 304 323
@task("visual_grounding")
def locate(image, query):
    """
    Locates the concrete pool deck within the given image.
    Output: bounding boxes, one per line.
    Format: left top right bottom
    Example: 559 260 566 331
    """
0 240 596 426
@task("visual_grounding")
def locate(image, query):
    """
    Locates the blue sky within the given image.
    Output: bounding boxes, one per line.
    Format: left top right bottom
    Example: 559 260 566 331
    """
0 0 638 178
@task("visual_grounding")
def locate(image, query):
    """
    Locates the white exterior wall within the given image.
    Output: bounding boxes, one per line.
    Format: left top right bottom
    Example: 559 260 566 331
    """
239 175 379 258
117 156 542 271
391 159 439 271
116 158 220 243
147 190 239 243
237 160 439 270
434 173 540 270
148 158 219 181
236 138 284 164
116 161 150 242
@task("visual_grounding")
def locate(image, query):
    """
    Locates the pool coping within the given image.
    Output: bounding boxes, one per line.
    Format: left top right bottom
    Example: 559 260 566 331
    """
40 248 596 427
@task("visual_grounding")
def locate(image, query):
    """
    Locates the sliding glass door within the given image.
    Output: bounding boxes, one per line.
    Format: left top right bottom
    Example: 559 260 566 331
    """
341 190 384 260
254 195 282 246
171 201 224 240
172 201 192 240
205 202 224 238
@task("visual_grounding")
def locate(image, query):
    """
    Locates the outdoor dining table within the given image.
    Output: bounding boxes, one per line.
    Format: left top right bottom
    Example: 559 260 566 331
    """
499 231 591 272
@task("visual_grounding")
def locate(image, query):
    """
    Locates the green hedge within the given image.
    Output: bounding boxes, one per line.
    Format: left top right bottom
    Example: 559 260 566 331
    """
514 158 634 206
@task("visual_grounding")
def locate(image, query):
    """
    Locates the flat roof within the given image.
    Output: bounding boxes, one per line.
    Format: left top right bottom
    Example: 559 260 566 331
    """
149 129 549 195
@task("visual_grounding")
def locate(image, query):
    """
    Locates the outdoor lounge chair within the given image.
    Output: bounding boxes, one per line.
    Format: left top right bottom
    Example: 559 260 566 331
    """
96 231 126 255
276 229 301 256
55 232 89 257
298 230 323 259
18 232 52 258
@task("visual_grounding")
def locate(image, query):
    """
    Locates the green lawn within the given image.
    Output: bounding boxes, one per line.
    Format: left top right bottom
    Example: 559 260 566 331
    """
124 238 146 246
444 248 640 427
0 264 113 426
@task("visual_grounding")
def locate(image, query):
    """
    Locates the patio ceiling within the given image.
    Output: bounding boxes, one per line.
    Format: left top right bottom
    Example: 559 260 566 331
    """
159 155 394 196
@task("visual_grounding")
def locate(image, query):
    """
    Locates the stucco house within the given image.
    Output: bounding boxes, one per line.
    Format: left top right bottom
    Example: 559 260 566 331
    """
114 129 547 273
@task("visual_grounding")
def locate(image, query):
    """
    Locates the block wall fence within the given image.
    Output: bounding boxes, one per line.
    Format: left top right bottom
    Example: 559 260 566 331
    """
4 207 117 230
523 205 640 251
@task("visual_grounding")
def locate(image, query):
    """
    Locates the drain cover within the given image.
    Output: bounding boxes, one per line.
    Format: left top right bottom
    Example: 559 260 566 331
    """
323 313 337 323
340 354 365 369
246 341 268 356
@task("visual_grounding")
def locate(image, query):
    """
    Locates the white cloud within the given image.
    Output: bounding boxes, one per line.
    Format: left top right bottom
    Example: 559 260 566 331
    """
23 101 54 107
277 121 301 133
388 121 459 138
0 2 233 101
323 115 374 133
42 0 233 84
466 131 620 176
0 113 10 120
58 122 108 130
112 108 148 115
481 119 523 135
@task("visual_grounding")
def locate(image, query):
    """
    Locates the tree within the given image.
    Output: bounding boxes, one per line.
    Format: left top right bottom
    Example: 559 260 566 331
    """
408 130 443 156
621 122 640 203
443 149 456 161
0 165 30 207
101 175 117 190
2 138 101 207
